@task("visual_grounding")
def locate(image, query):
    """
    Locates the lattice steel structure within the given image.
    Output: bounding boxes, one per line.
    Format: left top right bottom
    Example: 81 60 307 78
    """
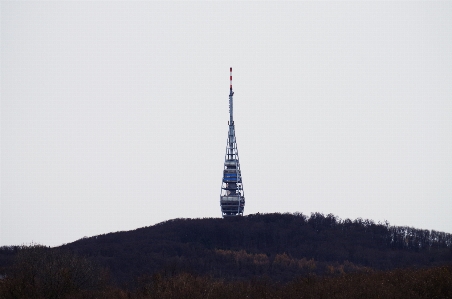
220 68 245 217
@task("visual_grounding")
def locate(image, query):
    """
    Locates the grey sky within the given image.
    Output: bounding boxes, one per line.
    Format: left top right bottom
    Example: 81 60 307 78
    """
1 2 451 247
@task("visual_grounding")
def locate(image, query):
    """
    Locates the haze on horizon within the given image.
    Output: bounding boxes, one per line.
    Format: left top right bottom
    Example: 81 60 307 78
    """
1 2 451 247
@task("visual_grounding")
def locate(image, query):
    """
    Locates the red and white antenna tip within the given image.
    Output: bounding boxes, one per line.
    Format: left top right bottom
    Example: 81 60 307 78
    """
230 67 232 90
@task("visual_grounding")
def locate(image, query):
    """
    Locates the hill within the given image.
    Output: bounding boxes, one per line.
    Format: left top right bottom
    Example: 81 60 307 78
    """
1 212 452 298
51 212 451 285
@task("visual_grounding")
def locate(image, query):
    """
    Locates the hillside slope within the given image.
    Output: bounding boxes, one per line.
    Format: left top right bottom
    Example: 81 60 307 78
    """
54 212 452 285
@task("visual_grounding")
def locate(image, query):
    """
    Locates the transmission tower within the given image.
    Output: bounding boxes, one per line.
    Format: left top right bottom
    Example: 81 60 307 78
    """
220 68 245 217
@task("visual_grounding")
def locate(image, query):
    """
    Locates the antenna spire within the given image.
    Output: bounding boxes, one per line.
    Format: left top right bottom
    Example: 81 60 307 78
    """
230 67 232 90
229 67 234 124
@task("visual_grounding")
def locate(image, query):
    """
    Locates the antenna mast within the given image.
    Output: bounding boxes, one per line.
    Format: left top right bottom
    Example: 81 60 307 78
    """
220 67 245 217
229 67 234 124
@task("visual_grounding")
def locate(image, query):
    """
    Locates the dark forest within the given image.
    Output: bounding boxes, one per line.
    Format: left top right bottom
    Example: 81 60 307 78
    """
1 212 451 298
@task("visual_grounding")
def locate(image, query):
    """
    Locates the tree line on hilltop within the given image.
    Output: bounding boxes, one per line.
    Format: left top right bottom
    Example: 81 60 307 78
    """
0 212 451 297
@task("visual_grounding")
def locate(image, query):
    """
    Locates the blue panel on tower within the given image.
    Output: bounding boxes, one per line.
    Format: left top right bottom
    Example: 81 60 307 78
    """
224 173 237 178
223 178 241 183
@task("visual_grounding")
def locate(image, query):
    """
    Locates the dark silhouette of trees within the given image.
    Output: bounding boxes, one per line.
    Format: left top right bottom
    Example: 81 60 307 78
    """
37 212 451 285
1 212 451 294
0 244 107 299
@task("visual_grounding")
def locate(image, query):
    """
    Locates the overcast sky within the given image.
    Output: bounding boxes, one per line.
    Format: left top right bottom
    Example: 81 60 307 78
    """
2 2 451 247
